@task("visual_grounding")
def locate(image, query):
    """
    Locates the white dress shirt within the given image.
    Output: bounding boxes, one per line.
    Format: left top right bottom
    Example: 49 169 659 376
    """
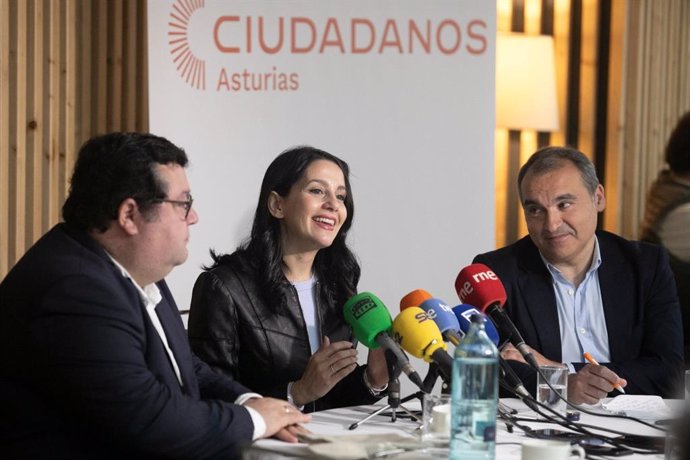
106 254 267 438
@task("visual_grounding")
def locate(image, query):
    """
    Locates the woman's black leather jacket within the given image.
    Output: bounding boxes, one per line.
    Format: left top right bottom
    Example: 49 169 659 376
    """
187 251 381 412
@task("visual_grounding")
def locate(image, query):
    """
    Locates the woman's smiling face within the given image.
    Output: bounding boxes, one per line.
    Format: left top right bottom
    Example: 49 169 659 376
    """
270 159 348 255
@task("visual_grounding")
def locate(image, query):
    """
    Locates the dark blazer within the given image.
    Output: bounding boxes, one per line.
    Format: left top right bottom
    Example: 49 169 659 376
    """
0 224 254 459
188 250 380 413
474 230 684 398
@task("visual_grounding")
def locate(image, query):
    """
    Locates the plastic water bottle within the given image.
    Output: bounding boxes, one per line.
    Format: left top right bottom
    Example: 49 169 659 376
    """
450 313 499 460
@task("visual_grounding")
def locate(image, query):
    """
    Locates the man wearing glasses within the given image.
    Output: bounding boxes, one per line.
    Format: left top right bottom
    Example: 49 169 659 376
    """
0 132 309 459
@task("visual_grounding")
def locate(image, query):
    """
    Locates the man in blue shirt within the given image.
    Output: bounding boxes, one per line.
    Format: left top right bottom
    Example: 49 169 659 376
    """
475 146 683 404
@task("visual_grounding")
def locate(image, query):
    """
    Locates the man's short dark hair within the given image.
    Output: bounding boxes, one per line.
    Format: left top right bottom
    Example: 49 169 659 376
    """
517 146 600 202
62 132 188 232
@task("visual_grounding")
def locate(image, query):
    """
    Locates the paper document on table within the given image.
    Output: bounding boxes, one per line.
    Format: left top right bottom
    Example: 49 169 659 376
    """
298 432 424 459
601 395 671 419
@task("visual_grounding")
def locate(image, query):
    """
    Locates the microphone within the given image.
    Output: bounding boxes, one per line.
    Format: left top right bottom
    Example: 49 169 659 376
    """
391 307 453 383
418 298 464 346
399 289 433 310
453 305 533 401
455 263 538 369
343 292 423 388
499 355 531 399
452 304 501 346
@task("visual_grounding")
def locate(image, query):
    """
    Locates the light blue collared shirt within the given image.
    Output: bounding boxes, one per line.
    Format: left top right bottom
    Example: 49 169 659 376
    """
541 237 610 371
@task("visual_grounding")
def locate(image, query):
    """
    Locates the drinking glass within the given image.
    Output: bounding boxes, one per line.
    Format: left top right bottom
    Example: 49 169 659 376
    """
536 365 568 418
421 393 451 447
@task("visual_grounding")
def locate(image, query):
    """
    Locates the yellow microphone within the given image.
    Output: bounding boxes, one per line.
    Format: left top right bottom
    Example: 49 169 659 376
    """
392 307 453 381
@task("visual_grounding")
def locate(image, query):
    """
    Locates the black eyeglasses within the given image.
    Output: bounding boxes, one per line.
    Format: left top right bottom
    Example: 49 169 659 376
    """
153 195 194 219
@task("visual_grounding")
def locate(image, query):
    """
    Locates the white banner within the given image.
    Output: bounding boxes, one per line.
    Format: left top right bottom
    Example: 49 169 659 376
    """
148 0 496 319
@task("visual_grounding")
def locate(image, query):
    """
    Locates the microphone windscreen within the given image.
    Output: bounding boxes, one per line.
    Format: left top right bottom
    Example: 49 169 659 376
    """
454 263 507 311
399 289 433 311
419 298 461 335
452 304 501 346
391 307 446 362
343 292 392 349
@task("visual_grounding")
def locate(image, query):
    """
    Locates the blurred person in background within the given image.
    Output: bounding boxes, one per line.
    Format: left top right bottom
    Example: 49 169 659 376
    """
640 111 690 366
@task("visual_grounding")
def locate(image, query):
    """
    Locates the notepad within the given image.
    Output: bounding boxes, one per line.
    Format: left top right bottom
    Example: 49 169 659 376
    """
601 395 672 420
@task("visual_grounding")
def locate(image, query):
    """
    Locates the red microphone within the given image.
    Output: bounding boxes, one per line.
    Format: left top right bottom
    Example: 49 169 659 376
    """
455 265 507 310
455 263 538 369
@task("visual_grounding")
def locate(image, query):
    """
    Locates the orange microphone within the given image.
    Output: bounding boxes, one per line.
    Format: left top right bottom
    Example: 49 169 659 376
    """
399 288 433 311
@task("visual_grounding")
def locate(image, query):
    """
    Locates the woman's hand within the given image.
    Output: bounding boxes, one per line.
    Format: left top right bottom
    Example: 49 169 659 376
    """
290 336 358 406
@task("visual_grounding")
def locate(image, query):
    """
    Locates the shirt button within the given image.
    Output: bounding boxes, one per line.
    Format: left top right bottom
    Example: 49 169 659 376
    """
568 289 575 296
579 327 587 334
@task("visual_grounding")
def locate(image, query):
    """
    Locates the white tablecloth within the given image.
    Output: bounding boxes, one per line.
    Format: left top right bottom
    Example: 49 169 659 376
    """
244 397 682 459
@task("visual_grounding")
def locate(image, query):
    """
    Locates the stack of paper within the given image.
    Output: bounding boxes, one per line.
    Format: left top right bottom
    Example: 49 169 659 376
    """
601 395 672 420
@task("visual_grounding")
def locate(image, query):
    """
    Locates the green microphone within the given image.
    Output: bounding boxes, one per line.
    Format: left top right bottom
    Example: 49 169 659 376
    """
344 292 423 388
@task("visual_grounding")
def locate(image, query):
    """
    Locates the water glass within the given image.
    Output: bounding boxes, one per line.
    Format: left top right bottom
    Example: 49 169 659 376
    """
536 365 568 418
421 393 451 447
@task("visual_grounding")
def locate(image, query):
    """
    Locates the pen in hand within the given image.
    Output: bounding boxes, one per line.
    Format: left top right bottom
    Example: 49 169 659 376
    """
583 352 626 394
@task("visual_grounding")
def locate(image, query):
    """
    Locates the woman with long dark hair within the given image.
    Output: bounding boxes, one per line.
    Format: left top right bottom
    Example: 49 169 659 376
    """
188 146 388 412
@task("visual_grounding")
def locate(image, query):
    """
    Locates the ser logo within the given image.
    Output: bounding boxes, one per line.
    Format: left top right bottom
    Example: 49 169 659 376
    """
415 311 431 324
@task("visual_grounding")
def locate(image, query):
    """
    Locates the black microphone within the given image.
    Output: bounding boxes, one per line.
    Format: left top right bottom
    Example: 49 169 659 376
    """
499 356 531 398
455 264 538 369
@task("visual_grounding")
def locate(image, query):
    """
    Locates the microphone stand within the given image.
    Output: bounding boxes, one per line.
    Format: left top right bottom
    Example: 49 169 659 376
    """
421 362 450 395
348 350 423 430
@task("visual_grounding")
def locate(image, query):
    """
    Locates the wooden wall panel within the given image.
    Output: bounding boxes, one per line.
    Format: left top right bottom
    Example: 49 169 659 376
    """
0 0 148 279
47 0 60 232
95 0 108 135
552 0 571 148
9 0 27 263
0 0 9 275
63 0 77 205
77 1 92 144
577 0 597 157
618 0 690 239
27 0 43 243
602 0 625 232
123 0 137 132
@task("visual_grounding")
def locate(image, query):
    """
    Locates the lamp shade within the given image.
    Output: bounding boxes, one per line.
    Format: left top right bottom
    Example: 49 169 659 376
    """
496 32 559 131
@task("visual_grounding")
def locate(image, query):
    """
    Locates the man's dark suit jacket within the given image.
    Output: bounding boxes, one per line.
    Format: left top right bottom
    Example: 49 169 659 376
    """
0 224 255 459
474 230 684 399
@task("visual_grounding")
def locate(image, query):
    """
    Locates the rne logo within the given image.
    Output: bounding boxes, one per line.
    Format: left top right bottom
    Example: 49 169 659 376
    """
472 270 498 283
